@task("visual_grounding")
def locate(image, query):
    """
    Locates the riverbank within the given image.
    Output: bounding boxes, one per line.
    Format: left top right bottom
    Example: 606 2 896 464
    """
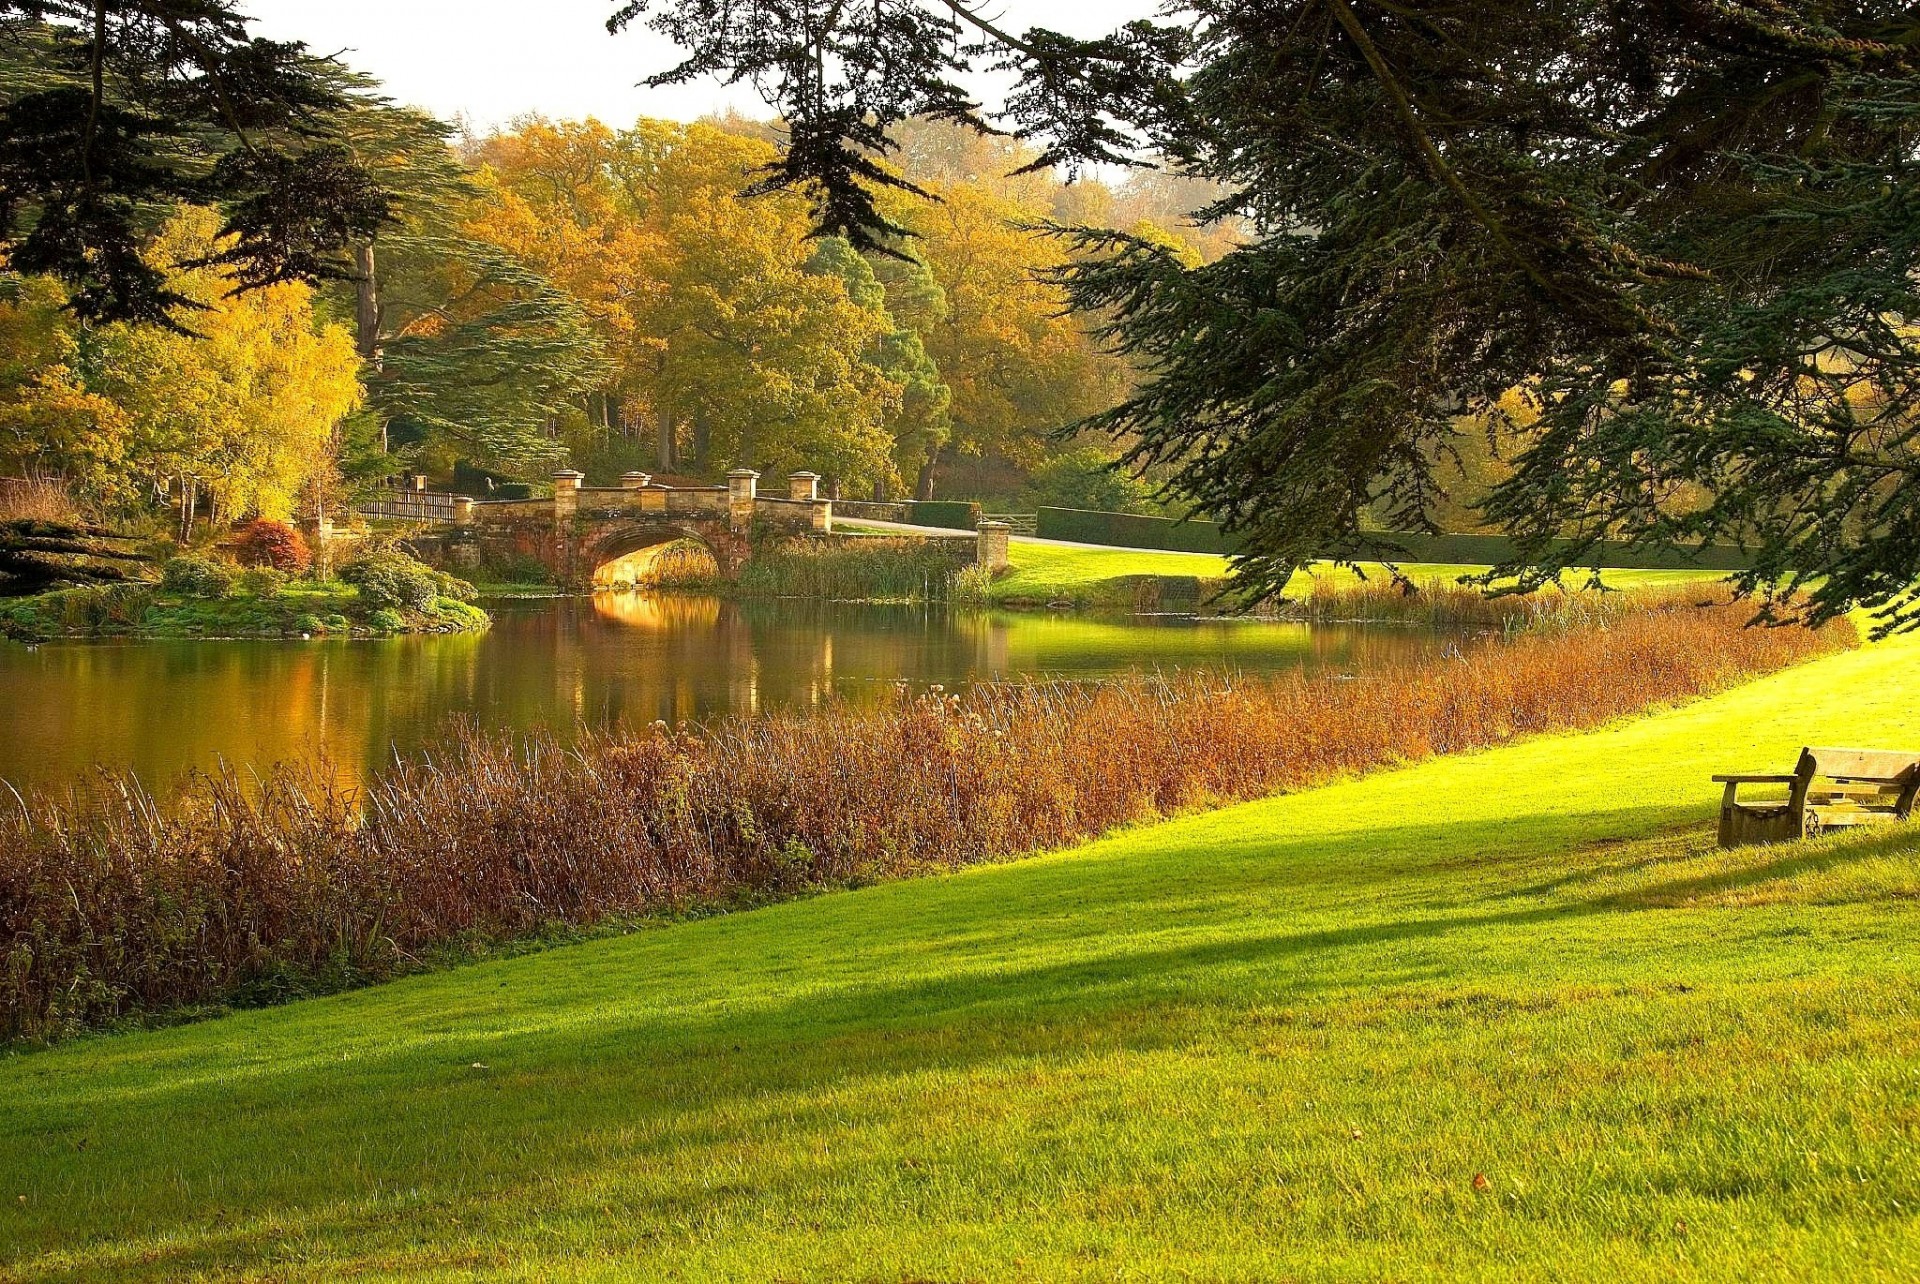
1 622 1912 1279
0 580 489 641
982 538 1721 610
1 592 1841 1040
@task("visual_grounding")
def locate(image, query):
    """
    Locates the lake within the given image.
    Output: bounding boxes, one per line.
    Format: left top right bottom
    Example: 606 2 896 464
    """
2 593 1464 790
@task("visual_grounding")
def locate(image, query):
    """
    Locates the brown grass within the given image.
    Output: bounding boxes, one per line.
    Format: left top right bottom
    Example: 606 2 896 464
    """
0 476 79 523
0 592 1850 1040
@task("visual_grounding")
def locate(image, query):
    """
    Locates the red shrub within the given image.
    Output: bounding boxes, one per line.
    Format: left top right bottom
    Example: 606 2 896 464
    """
231 518 311 573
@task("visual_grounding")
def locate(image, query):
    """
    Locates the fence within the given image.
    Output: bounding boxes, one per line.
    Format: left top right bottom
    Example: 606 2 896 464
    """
357 490 459 524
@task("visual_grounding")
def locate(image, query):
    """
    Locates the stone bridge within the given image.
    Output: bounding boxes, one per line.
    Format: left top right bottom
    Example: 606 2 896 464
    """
362 469 1011 591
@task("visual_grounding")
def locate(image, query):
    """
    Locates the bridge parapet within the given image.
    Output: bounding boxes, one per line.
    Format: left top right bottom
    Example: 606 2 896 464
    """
389 467 841 588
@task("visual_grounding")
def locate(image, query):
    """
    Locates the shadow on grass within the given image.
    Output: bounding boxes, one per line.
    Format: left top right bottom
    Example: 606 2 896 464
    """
11 793 1919 1277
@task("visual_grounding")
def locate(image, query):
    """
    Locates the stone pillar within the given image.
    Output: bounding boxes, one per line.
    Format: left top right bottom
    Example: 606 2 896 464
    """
621 471 652 490
453 497 476 528
977 520 1011 573
552 469 584 587
788 470 821 502
810 498 833 533
552 470 584 521
307 514 335 579
727 468 760 532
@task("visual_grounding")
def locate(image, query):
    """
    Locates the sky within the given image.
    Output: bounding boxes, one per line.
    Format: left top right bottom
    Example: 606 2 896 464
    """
244 2 1157 132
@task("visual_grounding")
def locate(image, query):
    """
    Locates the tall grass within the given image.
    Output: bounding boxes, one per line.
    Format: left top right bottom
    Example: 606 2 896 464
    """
0 592 1848 1040
730 536 973 600
0 476 78 524
1267 575 1707 630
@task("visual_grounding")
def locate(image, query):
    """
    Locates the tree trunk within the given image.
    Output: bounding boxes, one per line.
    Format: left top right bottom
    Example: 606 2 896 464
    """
353 240 380 363
656 405 676 472
692 417 711 471
914 448 940 501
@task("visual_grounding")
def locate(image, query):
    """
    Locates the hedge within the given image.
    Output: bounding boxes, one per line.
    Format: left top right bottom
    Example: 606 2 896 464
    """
906 500 982 531
1035 506 1754 571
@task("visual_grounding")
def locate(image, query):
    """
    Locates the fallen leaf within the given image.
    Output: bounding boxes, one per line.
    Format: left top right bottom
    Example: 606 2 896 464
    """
1473 1173 1491 1192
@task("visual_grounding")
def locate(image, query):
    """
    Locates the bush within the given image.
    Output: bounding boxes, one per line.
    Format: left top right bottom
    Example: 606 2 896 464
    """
366 607 407 633
240 567 289 598
431 569 477 602
292 613 325 635
906 500 982 531
1021 448 1158 515
231 518 311 573
340 550 439 611
161 554 236 599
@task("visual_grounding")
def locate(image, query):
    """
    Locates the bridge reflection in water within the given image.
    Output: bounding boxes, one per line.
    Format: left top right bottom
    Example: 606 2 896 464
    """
0 595 1469 791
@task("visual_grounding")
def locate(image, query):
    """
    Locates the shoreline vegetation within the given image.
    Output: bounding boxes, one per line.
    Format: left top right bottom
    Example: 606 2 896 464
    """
0 588 1847 1042
0 579 489 641
0 529 491 641
606 532 1727 620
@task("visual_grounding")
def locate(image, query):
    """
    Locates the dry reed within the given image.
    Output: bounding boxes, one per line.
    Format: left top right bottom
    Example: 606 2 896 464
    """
0 591 1849 1039
0 476 79 523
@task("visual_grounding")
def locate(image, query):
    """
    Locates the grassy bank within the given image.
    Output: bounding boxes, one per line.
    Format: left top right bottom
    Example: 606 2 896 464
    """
0 624 1914 1278
0 592 1838 1040
987 538 1719 610
0 581 488 641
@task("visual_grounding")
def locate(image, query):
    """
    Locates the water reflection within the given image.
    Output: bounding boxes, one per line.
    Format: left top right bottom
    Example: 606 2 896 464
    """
0 591 1467 790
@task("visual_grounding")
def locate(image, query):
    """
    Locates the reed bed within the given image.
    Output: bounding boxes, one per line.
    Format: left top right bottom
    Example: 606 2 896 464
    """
1269 575 1688 631
0 592 1848 1040
728 536 974 600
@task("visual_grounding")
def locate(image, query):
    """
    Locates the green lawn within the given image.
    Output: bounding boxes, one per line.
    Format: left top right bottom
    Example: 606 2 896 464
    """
990 538 1716 606
5 637 1920 1280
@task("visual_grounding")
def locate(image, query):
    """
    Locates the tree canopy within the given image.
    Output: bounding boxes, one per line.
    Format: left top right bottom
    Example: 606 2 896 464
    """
616 1 1920 629
0 3 388 327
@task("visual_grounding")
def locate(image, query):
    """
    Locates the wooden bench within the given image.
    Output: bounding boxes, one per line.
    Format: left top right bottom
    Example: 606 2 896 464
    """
1715 747 1920 848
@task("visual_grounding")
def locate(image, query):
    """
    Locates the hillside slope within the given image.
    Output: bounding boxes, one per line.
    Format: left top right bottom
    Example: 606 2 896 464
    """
3 638 1919 1280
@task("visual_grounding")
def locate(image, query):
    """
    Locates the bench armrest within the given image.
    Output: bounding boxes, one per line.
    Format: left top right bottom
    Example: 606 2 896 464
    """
1712 774 1799 784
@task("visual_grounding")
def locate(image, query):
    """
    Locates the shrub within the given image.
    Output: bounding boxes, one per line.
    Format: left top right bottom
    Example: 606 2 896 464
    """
948 562 999 606
366 607 407 633
906 500 982 531
340 550 439 611
292 613 325 635
240 566 289 598
230 518 311 574
1021 447 1158 515
161 554 236 599
0 590 1851 1040
431 569 477 602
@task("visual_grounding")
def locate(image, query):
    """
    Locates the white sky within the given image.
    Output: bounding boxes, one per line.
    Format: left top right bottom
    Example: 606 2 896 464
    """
243 2 1157 132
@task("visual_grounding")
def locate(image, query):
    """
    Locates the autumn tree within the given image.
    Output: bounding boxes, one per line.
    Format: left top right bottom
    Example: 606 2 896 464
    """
0 207 361 531
469 118 908 492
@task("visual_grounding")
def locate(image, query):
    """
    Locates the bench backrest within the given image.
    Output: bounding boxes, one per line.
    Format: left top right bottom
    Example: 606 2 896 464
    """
1796 747 1920 784
1793 747 1920 819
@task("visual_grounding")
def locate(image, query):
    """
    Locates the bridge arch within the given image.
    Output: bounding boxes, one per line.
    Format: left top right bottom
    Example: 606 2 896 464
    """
583 524 722 588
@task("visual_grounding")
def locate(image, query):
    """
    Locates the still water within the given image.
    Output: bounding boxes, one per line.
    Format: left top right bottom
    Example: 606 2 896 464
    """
2 593 1460 790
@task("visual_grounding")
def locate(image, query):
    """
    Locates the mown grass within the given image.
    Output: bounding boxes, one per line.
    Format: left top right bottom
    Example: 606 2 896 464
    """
988 538 1714 609
2 629 1917 1279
